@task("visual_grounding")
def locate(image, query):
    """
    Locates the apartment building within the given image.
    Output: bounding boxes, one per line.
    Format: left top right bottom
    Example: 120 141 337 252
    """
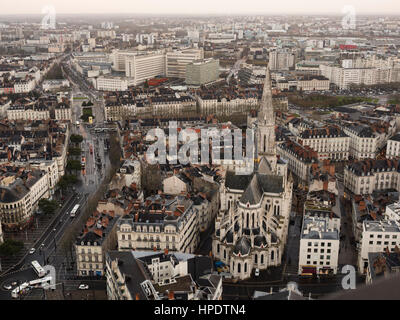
0 168 49 230
298 210 340 276
14 77 36 93
341 124 378 160
296 127 350 161
277 139 318 182
386 133 400 159
358 220 400 274
75 211 119 276
7 105 50 121
166 49 204 79
54 104 72 121
105 250 222 300
125 52 166 86
297 76 330 91
320 64 397 89
117 195 199 254
344 159 400 195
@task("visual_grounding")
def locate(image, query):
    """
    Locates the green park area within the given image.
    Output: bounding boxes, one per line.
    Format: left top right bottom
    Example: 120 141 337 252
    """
287 94 379 109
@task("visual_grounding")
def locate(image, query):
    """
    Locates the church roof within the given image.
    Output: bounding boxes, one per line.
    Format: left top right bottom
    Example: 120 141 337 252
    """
233 236 251 256
225 171 253 190
254 235 267 247
240 173 284 205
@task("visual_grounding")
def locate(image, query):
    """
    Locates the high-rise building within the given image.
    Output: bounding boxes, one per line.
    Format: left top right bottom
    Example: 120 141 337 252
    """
269 50 295 71
185 58 219 85
166 48 204 79
125 52 166 86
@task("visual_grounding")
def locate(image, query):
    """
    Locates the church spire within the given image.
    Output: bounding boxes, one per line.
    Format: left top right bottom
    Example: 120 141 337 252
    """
258 67 275 127
257 65 276 164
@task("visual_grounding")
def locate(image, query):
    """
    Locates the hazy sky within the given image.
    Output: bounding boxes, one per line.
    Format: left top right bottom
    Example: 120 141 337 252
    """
3 0 400 15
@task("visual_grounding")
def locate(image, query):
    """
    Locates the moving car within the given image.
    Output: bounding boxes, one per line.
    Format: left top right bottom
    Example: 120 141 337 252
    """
78 284 89 290
255 268 260 277
29 248 36 254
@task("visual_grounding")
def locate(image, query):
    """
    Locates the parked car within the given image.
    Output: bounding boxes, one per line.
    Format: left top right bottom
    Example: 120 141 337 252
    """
78 284 89 290
3 284 12 290
29 248 36 254
255 268 260 277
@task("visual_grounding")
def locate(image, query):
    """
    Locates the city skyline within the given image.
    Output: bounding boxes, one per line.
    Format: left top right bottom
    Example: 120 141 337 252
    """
2 0 400 15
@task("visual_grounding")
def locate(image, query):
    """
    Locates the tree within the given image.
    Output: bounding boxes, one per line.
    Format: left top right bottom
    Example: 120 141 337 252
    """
66 160 82 173
38 199 59 215
0 239 24 256
70 134 83 145
68 147 82 156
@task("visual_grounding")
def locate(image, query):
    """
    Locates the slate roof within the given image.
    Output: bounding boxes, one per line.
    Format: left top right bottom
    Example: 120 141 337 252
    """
240 173 284 204
233 236 251 255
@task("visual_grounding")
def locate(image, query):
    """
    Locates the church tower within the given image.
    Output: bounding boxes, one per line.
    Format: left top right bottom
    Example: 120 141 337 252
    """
257 66 277 172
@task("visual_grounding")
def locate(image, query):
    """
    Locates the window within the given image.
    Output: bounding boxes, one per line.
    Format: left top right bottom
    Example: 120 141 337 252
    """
307 255 311 259
369 241 373 245
320 255 324 260
327 243 331 247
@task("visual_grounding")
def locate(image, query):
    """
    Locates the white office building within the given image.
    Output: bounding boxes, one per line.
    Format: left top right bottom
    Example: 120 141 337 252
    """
358 220 400 274
125 52 166 86
298 212 340 275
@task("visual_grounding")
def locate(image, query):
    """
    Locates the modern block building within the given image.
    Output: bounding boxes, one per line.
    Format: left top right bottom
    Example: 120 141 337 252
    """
166 48 203 79
185 58 219 86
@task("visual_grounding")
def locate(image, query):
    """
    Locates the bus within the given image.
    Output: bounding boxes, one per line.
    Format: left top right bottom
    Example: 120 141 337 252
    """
31 260 46 278
11 282 29 299
28 276 53 289
70 204 80 218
